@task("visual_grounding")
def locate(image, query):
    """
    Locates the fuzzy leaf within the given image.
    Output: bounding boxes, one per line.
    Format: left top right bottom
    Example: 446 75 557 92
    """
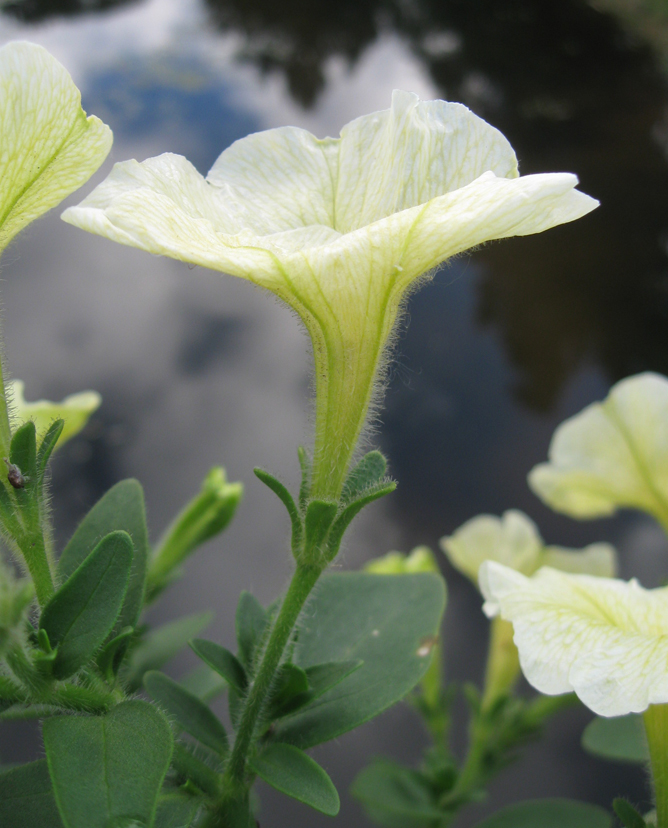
474 799 612 827
341 451 388 503
236 591 269 668
582 714 648 763
189 639 247 694
0 759 62 828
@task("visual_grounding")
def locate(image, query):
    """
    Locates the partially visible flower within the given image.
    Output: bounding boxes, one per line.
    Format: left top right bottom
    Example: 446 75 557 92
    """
63 91 597 500
440 509 616 586
529 373 668 530
365 545 438 575
9 380 101 449
0 41 112 256
480 561 668 716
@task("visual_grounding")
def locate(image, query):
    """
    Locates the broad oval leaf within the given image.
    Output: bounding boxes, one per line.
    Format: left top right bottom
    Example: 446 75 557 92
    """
43 700 173 828
582 714 649 764
0 759 63 828
250 742 339 816
40 531 132 679
144 671 229 758
58 480 149 638
474 798 612 828
272 572 446 748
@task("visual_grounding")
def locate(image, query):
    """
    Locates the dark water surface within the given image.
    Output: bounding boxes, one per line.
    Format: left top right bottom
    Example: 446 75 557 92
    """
0 0 665 823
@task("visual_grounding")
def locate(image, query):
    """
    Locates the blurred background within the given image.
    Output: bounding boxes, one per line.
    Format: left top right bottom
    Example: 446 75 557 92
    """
0 0 666 823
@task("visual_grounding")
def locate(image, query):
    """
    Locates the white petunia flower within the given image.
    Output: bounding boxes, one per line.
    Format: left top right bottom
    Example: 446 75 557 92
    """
480 561 668 716
63 90 597 498
0 41 112 255
441 509 616 585
529 372 668 529
10 380 101 450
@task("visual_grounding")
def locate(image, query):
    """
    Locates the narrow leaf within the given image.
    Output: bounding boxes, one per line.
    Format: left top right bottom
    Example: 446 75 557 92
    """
474 798 612 828
254 468 302 554
36 420 65 482
57 479 149 637
123 611 213 691
0 759 63 828
189 639 247 694
40 531 132 679
96 626 134 681
10 421 37 481
305 660 363 700
250 742 339 816
341 450 387 502
613 799 647 828
180 665 228 703
268 663 311 718
43 700 173 828
236 591 268 668
144 671 229 757
582 714 648 764
326 483 396 561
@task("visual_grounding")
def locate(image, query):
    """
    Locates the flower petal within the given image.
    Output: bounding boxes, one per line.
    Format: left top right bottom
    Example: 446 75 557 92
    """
529 373 668 524
0 41 112 253
480 561 668 716
10 379 101 448
542 543 617 577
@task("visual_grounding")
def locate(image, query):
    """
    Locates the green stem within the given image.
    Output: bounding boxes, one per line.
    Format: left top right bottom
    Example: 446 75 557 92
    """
0 354 13 472
644 704 668 828
481 618 520 712
223 562 324 789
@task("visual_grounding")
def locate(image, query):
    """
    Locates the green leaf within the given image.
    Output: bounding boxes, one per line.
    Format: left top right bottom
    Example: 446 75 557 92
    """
236 591 268 669
43 700 173 828
40 531 132 679
613 799 647 828
250 742 339 816
268 663 310 718
154 792 203 828
144 671 229 757
189 639 247 694
582 714 648 764
58 479 149 637
304 659 363 700
352 758 443 828
297 446 311 513
36 420 65 483
474 799 612 828
179 665 228 702
96 626 134 681
325 483 397 561
0 759 63 828
123 611 213 691
10 421 37 482
254 468 302 554
273 572 445 748
341 451 387 502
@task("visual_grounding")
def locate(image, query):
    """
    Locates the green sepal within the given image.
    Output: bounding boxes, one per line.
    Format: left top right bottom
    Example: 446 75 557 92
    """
352 758 444 828
36 419 65 483
189 638 247 694
43 700 173 828
473 799 613 827
236 591 269 669
57 479 149 639
95 626 134 682
254 468 302 555
122 611 213 692
341 450 388 503
267 663 310 719
581 714 648 764
613 799 647 828
10 421 37 483
0 759 62 828
39 530 132 679
144 670 229 758
297 446 311 512
303 500 338 561
325 482 396 561
249 742 340 816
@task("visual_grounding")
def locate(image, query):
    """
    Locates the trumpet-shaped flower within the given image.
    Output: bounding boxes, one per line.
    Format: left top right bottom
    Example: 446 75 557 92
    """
0 41 112 256
62 90 597 498
480 561 668 716
529 373 668 530
10 380 101 449
441 509 616 585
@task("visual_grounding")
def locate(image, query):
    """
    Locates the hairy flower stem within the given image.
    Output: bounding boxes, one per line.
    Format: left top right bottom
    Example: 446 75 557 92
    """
644 704 668 828
215 562 325 810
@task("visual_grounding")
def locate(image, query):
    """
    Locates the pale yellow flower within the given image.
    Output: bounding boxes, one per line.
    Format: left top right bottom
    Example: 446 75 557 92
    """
529 372 668 530
10 380 101 449
63 91 596 498
440 509 616 585
0 41 112 255
365 545 438 575
480 561 668 716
